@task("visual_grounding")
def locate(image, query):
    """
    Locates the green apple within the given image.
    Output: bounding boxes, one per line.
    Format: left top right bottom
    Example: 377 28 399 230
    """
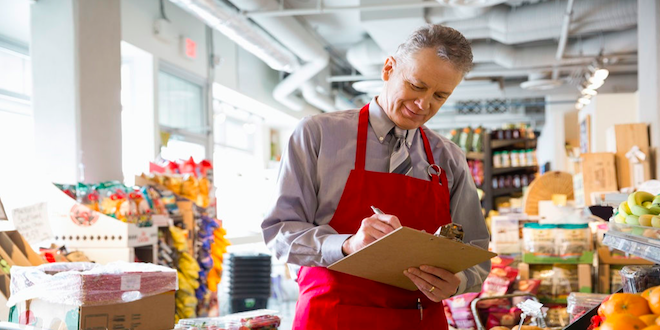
615 214 627 223
652 216 660 228
628 191 655 207
626 214 640 225
653 195 660 205
639 214 654 227
631 205 653 216
619 201 632 216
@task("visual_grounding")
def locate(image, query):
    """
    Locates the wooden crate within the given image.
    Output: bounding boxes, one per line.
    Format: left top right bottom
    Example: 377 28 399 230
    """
580 153 618 206
606 123 651 188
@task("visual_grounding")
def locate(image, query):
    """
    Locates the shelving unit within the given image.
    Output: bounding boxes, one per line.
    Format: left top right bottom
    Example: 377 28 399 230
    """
602 230 660 264
481 134 538 215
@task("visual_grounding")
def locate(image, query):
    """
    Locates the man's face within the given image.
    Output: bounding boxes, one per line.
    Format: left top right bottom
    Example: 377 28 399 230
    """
378 47 464 130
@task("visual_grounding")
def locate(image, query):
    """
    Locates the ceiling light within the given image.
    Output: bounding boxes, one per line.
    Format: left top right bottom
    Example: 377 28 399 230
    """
575 102 584 110
593 68 609 80
578 97 591 105
581 88 597 96
586 79 605 90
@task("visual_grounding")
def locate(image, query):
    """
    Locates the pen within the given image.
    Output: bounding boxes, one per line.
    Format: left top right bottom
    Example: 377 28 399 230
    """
371 206 384 215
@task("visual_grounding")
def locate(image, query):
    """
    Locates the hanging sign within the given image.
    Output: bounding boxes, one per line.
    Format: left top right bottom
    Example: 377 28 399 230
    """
12 202 53 245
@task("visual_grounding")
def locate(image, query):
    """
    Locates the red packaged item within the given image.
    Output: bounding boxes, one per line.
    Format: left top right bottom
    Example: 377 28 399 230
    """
445 292 479 329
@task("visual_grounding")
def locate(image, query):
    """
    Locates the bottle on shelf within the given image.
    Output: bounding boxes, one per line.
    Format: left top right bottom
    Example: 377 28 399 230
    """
459 127 473 153
519 149 527 167
472 127 483 153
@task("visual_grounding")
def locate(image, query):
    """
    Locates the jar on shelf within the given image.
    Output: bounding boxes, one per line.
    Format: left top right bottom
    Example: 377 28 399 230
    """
522 174 529 187
512 126 521 139
511 150 520 167
501 151 511 168
492 177 499 189
513 174 522 188
493 151 502 168
504 175 513 188
519 149 527 166
498 176 505 189
526 149 534 166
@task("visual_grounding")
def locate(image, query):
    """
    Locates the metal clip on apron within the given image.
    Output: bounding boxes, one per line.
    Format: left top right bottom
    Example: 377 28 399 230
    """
294 104 454 330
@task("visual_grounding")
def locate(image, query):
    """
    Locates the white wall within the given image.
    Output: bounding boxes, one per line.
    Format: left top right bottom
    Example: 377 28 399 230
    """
538 95 574 171
578 93 638 153
121 0 208 79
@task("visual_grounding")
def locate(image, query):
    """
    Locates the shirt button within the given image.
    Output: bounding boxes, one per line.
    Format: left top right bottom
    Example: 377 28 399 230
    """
379 137 384 142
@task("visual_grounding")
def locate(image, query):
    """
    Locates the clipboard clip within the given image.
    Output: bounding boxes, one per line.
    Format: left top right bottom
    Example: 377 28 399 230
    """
434 223 464 242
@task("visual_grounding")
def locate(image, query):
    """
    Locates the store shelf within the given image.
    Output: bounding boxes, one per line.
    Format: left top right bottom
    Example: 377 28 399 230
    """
492 165 538 175
603 230 660 264
466 152 484 160
522 251 594 264
491 138 537 149
492 187 524 197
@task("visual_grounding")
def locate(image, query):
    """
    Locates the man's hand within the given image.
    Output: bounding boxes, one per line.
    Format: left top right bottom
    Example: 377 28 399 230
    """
403 265 460 302
342 214 402 255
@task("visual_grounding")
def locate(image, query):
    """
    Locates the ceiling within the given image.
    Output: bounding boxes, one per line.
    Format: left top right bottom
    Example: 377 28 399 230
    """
213 0 638 110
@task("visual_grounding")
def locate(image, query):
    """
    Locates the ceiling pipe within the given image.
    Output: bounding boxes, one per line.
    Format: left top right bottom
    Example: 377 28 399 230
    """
555 0 575 61
168 0 298 73
437 0 637 45
244 2 447 18
227 0 337 112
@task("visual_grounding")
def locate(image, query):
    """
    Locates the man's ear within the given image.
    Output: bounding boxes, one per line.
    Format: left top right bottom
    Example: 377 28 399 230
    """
382 56 396 81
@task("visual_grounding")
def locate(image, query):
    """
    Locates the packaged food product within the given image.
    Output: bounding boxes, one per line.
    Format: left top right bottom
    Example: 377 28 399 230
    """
566 293 609 322
7 261 177 307
620 265 660 293
445 292 479 330
556 224 591 258
511 150 520 167
501 151 511 168
522 224 557 256
176 309 281 330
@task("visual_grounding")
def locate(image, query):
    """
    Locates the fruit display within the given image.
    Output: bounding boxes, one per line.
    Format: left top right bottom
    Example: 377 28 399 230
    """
587 290 660 330
610 191 660 239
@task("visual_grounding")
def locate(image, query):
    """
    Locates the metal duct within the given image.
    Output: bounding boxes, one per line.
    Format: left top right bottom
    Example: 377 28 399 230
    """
168 0 298 73
226 0 337 112
345 38 387 76
471 29 638 69
438 0 637 45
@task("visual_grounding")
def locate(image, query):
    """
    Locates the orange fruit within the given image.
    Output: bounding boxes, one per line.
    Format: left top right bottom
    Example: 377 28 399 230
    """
643 287 660 300
599 314 647 330
600 293 652 318
649 289 660 314
640 314 659 326
643 326 660 330
656 317 660 326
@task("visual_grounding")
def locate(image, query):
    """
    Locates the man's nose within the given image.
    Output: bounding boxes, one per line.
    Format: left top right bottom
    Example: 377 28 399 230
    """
415 95 431 111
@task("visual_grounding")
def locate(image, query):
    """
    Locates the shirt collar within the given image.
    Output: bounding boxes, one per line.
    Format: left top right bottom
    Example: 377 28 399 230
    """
369 97 416 147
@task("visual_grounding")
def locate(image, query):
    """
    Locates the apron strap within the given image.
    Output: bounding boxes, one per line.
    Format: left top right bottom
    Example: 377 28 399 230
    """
355 104 370 170
419 127 444 185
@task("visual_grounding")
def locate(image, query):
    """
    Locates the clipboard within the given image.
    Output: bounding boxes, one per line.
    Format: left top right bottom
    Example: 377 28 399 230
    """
328 226 497 291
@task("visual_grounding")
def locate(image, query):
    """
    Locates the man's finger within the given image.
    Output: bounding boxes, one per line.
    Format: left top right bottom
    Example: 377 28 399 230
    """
364 217 397 235
374 214 402 229
403 270 440 302
419 265 460 287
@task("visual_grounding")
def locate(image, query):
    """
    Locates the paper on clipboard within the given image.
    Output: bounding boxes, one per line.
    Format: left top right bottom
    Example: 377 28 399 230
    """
328 226 497 291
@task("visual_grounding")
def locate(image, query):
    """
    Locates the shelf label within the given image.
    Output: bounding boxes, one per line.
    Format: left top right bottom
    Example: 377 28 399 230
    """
121 274 141 291
12 202 53 245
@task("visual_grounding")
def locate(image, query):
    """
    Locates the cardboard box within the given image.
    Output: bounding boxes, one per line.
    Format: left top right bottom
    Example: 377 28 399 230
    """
9 291 175 330
5 231 44 265
597 246 654 266
0 232 32 267
606 123 652 189
580 153 618 206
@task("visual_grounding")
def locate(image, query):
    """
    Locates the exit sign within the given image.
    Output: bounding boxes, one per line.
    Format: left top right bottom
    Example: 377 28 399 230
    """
182 37 196 60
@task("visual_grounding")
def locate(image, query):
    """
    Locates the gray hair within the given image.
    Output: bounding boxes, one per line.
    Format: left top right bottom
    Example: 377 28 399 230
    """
394 24 474 75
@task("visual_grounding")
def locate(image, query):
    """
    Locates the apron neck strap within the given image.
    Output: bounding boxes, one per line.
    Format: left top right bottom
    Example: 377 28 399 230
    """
356 104 444 185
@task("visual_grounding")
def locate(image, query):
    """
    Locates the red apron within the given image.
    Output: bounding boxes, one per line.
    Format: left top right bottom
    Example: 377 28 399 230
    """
293 105 453 330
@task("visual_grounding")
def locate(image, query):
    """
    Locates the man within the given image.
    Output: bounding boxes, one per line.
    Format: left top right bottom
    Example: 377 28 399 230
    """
262 24 490 329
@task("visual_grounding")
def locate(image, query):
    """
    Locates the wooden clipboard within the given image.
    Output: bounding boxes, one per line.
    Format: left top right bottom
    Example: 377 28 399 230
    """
328 226 497 291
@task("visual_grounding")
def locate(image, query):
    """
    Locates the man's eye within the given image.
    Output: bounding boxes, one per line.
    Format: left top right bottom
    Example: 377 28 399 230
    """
435 94 445 99
411 84 423 90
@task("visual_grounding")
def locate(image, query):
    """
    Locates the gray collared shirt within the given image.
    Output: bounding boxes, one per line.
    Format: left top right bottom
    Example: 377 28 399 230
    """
262 98 490 294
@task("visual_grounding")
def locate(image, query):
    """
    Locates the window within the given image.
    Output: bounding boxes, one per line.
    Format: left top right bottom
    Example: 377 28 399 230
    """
157 64 210 162
0 40 33 164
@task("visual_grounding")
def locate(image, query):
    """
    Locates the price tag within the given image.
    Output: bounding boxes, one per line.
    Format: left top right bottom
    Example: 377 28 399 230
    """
121 275 141 291
12 202 53 245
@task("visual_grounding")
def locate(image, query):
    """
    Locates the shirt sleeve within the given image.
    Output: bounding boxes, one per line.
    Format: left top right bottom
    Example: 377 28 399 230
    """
261 116 351 267
448 145 491 295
